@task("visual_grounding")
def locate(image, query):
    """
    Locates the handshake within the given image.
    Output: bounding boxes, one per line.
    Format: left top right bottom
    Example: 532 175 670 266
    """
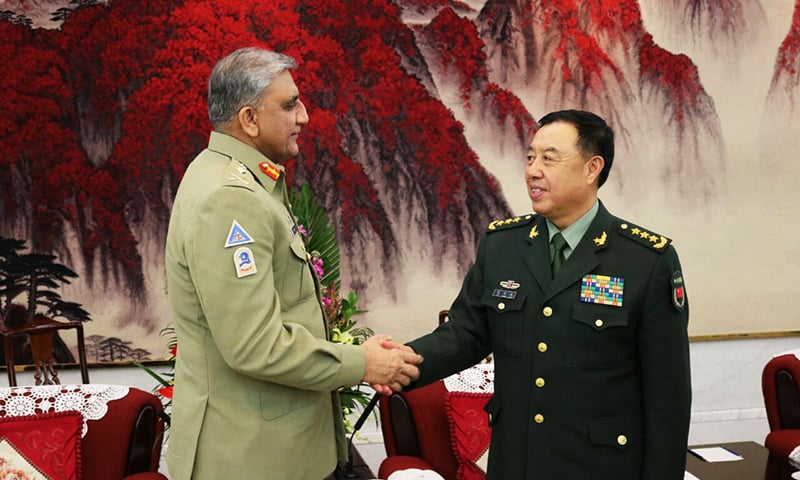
360 335 424 394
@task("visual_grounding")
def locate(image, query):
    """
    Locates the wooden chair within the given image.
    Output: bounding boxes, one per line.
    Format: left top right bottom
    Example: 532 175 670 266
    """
2 316 90 386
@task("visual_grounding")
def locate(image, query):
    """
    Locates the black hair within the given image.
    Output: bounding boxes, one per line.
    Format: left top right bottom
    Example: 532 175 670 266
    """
538 110 614 187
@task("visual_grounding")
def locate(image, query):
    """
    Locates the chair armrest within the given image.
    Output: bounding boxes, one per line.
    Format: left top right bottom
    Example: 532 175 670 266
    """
379 455 438 479
123 473 169 480
764 429 800 459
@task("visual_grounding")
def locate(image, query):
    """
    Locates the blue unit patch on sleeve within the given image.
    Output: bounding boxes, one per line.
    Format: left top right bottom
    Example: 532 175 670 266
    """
224 220 254 248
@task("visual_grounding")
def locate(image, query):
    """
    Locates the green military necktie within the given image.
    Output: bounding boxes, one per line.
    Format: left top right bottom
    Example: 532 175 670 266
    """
551 232 568 276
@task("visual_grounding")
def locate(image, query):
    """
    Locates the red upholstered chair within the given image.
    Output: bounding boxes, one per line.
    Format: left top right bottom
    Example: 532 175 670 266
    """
761 352 800 463
379 311 494 480
0 385 167 480
378 380 459 480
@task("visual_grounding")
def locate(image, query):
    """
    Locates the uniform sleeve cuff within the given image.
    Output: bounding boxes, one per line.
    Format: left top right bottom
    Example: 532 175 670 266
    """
334 343 367 388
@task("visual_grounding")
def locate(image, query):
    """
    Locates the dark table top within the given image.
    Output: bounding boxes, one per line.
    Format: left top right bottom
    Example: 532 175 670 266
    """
687 441 799 480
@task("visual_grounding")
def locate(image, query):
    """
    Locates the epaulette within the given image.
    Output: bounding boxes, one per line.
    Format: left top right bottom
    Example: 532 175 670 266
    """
618 221 671 253
222 160 255 190
486 214 535 232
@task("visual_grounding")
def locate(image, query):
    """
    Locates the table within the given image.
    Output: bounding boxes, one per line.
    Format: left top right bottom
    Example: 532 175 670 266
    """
686 441 799 479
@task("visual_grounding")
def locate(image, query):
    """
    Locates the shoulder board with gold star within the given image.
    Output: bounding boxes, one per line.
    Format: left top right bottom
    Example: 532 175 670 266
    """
486 214 535 233
617 221 671 252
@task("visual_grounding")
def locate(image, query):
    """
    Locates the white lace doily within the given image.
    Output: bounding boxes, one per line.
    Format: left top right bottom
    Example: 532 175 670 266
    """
444 362 494 393
0 384 129 437
790 445 800 469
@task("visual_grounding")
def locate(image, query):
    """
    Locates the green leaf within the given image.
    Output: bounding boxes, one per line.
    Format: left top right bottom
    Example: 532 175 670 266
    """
289 184 341 286
133 361 174 388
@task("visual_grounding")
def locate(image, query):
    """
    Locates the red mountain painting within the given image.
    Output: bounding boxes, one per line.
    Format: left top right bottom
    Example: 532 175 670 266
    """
1 0 798 357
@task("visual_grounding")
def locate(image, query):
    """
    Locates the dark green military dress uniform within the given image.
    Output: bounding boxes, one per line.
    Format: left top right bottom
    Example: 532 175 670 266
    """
409 201 691 480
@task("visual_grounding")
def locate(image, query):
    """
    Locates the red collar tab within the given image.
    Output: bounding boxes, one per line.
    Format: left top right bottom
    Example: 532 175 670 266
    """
259 162 280 181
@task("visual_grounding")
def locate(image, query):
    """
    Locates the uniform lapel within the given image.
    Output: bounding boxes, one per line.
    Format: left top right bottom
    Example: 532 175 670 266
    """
545 202 614 299
521 215 552 293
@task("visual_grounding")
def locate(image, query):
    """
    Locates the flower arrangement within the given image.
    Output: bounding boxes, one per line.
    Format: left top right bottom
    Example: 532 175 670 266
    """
138 184 373 433
289 184 375 433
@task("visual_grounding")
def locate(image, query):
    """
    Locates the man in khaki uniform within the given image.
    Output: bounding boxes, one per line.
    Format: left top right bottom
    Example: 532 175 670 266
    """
165 47 421 480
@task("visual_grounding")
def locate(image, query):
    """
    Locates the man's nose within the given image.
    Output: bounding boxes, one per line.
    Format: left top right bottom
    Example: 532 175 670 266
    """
296 100 309 124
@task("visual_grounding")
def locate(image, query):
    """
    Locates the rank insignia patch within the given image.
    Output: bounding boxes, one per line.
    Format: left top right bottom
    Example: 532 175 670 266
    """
593 231 607 246
580 274 624 307
234 246 257 278
259 161 280 181
672 271 685 311
499 280 520 290
224 220 254 248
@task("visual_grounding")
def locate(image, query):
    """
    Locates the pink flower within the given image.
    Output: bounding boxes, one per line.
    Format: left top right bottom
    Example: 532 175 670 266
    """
297 224 308 236
312 257 325 277
322 296 333 307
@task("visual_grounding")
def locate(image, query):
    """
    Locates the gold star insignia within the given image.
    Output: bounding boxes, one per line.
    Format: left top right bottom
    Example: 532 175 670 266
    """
631 227 640 235
639 230 650 239
529 225 539 239
593 231 607 246
648 234 658 242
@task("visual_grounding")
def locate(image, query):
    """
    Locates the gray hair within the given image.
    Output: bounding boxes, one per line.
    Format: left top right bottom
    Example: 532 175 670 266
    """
207 47 297 129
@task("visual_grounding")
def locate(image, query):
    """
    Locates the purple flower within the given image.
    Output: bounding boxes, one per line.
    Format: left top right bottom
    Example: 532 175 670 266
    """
322 296 333 307
297 224 308 236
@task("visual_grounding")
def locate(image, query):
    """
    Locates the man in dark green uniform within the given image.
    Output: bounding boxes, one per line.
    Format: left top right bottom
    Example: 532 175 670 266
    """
406 110 691 479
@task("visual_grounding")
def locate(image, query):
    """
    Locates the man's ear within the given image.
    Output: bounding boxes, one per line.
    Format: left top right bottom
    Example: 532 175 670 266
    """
237 106 259 138
586 155 604 185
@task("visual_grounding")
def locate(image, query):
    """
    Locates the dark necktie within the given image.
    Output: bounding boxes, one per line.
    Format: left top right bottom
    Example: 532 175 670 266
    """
551 232 568 276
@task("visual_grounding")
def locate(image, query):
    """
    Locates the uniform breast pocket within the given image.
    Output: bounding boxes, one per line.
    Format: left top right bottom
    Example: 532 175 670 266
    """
567 302 633 368
282 236 316 307
481 291 528 357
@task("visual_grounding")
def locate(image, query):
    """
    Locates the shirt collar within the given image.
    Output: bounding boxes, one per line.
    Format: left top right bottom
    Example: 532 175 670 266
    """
546 200 599 253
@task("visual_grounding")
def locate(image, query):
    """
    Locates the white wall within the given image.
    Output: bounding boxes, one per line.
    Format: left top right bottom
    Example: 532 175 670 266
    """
16 335 795 478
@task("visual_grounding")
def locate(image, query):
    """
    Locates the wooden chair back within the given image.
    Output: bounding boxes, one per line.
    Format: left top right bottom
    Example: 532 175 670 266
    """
2 316 89 386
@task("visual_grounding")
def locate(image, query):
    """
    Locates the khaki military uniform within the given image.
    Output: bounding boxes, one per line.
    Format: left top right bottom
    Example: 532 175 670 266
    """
165 132 365 480
409 201 691 480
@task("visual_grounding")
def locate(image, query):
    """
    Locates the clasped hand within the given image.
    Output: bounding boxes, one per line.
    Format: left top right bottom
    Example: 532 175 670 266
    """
361 334 423 394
